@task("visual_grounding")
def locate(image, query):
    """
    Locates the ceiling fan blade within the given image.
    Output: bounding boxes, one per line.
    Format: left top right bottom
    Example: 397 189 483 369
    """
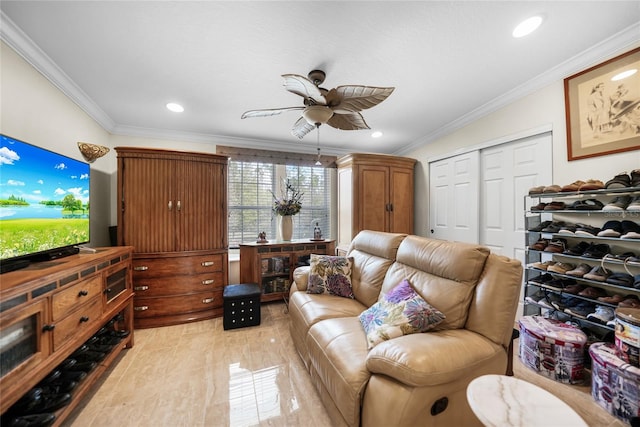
291 117 316 139
333 85 395 112
327 112 370 131
241 106 304 119
282 74 327 105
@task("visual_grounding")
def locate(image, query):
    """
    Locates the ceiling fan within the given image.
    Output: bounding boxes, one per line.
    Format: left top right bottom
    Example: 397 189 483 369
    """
241 70 395 139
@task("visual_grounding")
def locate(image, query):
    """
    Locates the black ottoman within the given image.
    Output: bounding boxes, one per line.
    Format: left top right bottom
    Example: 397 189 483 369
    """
223 283 261 330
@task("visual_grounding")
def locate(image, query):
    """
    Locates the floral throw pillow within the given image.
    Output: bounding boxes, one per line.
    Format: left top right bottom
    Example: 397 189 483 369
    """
307 254 355 298
359 279 445 349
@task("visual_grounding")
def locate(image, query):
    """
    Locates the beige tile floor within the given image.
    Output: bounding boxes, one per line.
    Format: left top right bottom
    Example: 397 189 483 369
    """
64 303 625 427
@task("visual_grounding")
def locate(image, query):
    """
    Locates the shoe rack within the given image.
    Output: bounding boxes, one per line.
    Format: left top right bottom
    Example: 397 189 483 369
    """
523 186 640 337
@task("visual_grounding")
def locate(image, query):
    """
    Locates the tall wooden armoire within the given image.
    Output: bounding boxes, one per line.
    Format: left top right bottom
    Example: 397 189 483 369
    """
336 153 416 249
116 147 228 328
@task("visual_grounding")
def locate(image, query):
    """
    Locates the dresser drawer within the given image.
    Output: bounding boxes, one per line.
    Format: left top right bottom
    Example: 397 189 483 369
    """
133 289 223 318
53 296 102 351
133 272 224 298
132 254 225 278
51 275 102 321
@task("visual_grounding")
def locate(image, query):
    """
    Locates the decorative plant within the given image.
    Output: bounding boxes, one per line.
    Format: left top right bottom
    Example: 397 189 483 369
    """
271 179 303 216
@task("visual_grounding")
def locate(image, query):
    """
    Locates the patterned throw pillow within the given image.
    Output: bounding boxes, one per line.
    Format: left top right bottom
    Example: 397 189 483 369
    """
359 279 445 349
307 254 355 298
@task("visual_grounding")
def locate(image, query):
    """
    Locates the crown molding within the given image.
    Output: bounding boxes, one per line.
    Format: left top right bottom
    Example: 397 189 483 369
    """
1 11 116 132
111 124 352 157
395 22 640 156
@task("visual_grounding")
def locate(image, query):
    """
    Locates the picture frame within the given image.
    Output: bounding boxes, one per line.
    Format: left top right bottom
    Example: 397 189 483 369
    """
564 47 640 161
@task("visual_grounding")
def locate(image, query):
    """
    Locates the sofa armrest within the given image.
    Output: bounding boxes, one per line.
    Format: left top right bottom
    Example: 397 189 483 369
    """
365 329 504 387
292 266 310 291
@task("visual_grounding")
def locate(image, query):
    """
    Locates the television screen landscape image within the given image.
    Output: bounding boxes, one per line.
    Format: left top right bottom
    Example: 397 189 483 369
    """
0 134 90 263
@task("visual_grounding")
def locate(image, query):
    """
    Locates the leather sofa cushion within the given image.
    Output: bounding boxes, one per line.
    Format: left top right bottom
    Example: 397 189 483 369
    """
347 231 406 307
289 291 368 334
365 328 504 387
307 317 371 427
381 236 490 329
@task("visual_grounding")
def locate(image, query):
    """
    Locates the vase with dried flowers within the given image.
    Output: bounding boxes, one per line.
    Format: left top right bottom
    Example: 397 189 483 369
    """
271 179 303 240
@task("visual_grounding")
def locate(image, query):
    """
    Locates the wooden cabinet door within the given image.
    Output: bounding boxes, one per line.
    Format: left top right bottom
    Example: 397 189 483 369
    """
174 160 227 251
389 167 414 234
358 164 389 233
121 157 176 252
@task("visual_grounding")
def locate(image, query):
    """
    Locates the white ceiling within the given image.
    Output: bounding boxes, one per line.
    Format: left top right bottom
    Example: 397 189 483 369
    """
1 1 639 156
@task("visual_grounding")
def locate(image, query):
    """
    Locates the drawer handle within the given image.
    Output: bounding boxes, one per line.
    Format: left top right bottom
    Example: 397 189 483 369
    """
134 286 149 291
201 261 215 267
78 290 89 297
202 297 215 304
202 279 215 285
80 316 90 323
134 306 149 311
134 266 149 271
42 324 55 332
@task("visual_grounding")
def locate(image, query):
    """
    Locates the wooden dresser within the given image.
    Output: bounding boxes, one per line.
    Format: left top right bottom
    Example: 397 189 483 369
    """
336 153 416 249
115 147 228 328
0 246 134 425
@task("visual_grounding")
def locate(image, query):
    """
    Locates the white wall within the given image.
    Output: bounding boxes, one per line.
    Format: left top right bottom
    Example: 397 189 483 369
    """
407 53 640 237
1 42 114 247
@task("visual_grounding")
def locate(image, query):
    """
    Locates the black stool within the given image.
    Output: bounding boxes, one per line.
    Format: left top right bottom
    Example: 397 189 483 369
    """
223 284 261 330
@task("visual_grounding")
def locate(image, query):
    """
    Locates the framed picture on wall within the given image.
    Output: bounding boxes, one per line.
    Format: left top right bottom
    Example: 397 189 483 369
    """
564 47 640 161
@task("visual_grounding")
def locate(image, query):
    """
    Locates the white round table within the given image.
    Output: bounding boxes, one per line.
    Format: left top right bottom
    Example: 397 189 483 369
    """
466 374 587 427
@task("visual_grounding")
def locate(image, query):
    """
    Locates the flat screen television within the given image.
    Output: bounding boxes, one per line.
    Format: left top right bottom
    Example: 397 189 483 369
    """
0 134 90 272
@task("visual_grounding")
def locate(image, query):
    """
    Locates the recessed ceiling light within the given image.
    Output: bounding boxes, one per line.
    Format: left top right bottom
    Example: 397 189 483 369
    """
611 69 637 81
371 131 383 138
513 16 543 38
166 102 184 113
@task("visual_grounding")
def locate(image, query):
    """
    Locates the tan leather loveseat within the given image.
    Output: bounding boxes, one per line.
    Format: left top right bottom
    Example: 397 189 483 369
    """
289 230 523 427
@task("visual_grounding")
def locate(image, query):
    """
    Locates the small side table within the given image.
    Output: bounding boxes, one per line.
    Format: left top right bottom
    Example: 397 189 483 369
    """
466 374 587 427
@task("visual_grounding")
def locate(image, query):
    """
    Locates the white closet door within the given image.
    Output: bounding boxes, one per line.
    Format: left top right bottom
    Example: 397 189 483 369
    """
479 132 552 259
429 151 479 243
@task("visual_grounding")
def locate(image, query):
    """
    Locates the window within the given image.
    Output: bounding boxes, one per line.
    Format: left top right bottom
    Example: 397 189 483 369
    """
228 161 332 248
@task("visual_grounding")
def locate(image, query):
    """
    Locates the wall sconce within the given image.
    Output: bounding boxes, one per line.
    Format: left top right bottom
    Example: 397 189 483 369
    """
77 142 109 163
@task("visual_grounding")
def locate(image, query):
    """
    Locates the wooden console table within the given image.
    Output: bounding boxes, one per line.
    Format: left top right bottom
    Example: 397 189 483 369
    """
0 246 135 426
239 239 335 302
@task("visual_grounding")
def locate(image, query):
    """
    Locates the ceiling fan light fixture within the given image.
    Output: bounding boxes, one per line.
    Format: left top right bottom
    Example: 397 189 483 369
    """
512 15 543 38
302 105 334 126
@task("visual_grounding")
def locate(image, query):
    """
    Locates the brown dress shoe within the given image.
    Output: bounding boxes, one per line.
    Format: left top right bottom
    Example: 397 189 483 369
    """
561 180 585 192
578 179 604 191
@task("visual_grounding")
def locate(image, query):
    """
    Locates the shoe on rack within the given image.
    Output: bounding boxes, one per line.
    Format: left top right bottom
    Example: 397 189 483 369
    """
564 241 591 256
605 272 634 288
582 243 610 259
563 284 587 295
532 260 555 270
578 180 605 191
602 195 633 211
543 201 567 210
557 223 578 234
529 239 549 251
528 185 545 195
547 262 576 274
568 199 605 210
542 184 562 193
544 239 568 253
529 273 554 285
578 286 608 299
541 221 566 233
544 278 576 292
561 180 585 192
528 220 553 232
597 294 625 305
583 266 610 281
565 263 592 277
531 202 548 211
604 172 631 189
538 294 562 310
597 220 623 237
620 220 640 239
626 195 640 211
575 225 601 237
631 169 640 187
552 295 580 311
564 302 596 319
619 295 640 308
586 305 615 324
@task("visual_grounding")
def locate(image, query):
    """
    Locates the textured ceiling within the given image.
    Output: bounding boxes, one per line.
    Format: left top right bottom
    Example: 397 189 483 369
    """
1 1 639 156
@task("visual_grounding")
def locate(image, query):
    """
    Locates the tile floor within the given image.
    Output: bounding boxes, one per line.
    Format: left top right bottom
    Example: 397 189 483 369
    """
63 303 625 427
